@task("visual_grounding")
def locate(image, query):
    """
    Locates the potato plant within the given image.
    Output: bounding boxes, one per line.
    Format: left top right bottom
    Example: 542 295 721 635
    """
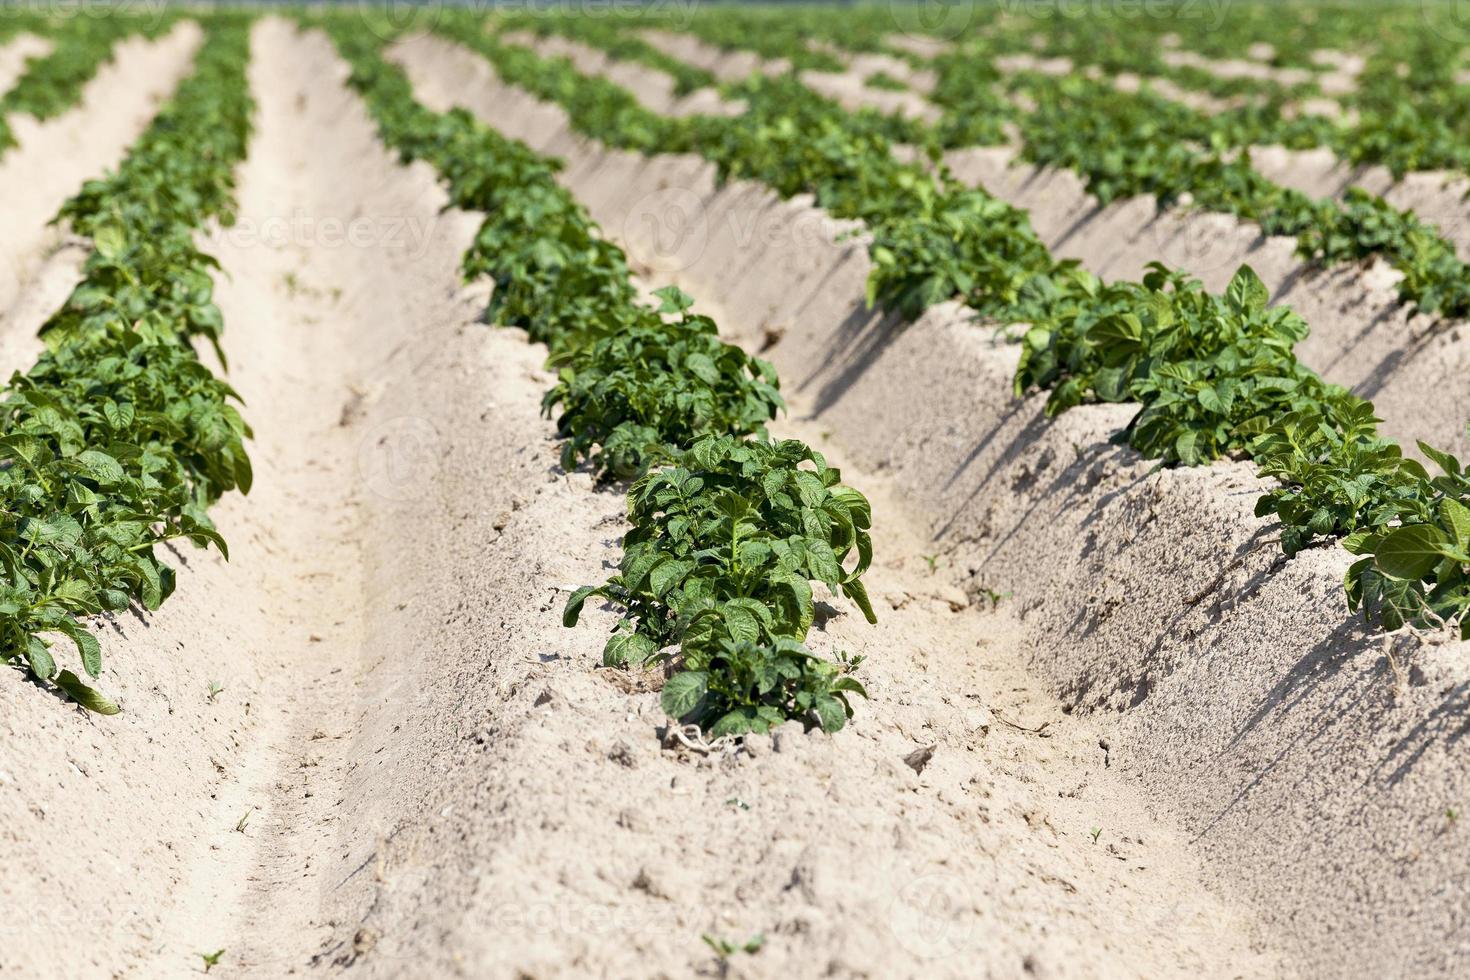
564 434 875 660
544 287 783 480
329 22 877 733
0 15 161 155
0 22 253 710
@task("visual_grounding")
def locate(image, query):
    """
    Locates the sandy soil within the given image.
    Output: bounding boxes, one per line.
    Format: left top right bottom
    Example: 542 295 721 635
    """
638 27 937 122
0 32 52 94
800 65 941 122
500 29 740 118
1160 48 1320 89
885 33 953 60
924 37 1470 255
391 31 1470 980
0 23 201 372
810 38 937 94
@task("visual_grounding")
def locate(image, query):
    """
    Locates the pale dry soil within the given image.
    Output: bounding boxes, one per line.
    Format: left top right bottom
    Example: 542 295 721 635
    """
0 18 1298 980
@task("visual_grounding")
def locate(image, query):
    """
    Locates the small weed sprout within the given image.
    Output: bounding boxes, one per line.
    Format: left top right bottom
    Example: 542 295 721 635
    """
980 588 1012 610
703 933 766 961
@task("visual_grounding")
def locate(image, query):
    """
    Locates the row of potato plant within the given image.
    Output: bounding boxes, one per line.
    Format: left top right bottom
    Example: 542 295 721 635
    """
594 7 1470 325
432 11 1470 639
663 1 1470 184
932 1 1470 180
324 19 875 736
0 13 166 155
0 19 253 712
958 65 1470 322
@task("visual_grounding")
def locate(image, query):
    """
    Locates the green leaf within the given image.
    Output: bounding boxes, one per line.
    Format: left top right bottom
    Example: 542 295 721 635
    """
650 558 693 598
603 632 656 667
1174 429 1200 466
93 224 128 261
843 577 878 625
710 709 754 737
1093 365 1130 402
805 537 843 586
53 670 121 715
1090 313 1143 352
27 515 84 549
1375 524 1450 580
721 603 761 644
1198 385 1229 416
660 670 707 720
1441 498 1470 554
26 640 55 681
812 695 847 733
654 285 694 313
138 560 163 610
1418 441 1462 477
103 400 135 429
684 352 720 385
563 586 598 627
56 621 102 678
76 450 125 485
1225 265 1268 314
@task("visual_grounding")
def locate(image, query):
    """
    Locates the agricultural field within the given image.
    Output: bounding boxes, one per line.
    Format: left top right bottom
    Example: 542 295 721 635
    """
1 0 1468 976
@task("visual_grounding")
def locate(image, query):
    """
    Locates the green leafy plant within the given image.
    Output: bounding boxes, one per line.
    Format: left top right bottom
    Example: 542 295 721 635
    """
0 22 253 709
1342 440 1470 636
1251 403 1430 557
662 635 867 736
565 435 875 663
406 10 1470 640
327 24 883 733
0 16 165 155
1018 264 1353 466
702 932 766 961
543 287 783 480
979 588 1010 610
